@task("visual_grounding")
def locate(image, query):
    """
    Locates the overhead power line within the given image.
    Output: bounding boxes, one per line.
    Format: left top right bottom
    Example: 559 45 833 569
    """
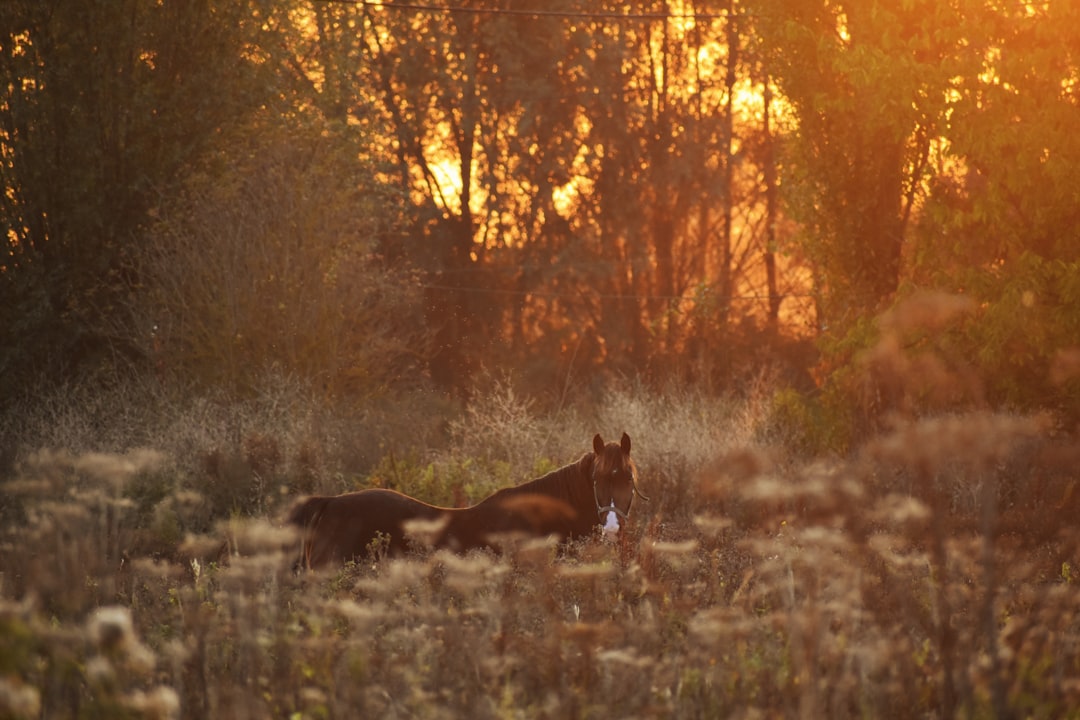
313 0 1047 22
313 0 738 21
419 281 817 304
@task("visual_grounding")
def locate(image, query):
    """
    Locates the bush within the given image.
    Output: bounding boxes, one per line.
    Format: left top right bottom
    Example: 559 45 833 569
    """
363 453 517 507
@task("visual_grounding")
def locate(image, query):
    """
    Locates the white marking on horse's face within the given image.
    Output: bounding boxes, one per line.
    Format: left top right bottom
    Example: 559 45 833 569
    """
602 504 620 536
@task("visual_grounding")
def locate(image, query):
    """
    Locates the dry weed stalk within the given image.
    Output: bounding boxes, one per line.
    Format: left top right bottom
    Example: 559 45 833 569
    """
2 366 1078 720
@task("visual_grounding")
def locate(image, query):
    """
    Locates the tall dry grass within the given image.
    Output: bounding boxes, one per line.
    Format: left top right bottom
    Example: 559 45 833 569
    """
3 314 1080 718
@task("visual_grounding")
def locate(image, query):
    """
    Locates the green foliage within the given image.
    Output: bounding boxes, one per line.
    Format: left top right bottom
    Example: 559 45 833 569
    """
765 387 851 456
955 254 1080 418
760 314 884 455
364 453 518 507
781 289 1005 452
0 611 39 677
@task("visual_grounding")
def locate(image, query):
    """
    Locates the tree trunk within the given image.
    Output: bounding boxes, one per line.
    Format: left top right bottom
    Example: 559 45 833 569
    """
763 80 781 329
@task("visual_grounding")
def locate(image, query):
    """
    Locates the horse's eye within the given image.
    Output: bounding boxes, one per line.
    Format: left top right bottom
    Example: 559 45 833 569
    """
612 469 619 476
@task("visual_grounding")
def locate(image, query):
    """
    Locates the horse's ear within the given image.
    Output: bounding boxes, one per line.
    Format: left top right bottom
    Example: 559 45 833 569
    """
621 432 631 455
593 434 605 454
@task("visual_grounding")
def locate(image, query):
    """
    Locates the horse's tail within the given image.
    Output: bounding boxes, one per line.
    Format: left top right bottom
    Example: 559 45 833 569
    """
284 495 331 571
285 495 330 529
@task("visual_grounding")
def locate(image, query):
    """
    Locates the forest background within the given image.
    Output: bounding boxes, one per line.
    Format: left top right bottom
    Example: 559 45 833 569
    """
3 0 1079 449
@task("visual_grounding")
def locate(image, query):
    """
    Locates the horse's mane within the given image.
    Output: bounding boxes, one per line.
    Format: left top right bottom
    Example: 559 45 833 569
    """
491 452 594 503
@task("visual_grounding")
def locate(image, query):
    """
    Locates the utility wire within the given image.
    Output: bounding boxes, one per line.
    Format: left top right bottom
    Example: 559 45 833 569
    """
312 0 739 21
418 281 817 303
310 0 1044 21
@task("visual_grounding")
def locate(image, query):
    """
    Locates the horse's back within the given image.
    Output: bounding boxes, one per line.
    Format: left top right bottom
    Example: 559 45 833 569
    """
288 488 441 569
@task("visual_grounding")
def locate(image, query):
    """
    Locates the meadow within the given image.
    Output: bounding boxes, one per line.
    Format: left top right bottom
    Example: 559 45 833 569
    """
1 369 1078 719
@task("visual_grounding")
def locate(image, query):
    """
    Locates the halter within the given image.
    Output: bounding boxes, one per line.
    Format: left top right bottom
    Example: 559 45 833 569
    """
591 464 649 522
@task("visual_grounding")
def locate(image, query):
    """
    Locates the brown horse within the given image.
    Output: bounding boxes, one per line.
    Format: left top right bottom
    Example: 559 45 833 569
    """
286 432 647 569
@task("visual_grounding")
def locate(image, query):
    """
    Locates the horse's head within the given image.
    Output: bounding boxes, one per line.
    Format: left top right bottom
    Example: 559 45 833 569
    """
590 432 648 535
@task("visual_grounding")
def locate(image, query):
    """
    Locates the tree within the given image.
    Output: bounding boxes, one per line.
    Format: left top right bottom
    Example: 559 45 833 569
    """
0 0 814 401
347 1 800 391
752 0 963 331
912 0 1080 417
754 0 1080 442
0 0 272 401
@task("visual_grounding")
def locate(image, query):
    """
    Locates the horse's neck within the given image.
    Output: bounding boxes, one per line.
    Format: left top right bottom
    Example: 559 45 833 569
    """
499 455 593 506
